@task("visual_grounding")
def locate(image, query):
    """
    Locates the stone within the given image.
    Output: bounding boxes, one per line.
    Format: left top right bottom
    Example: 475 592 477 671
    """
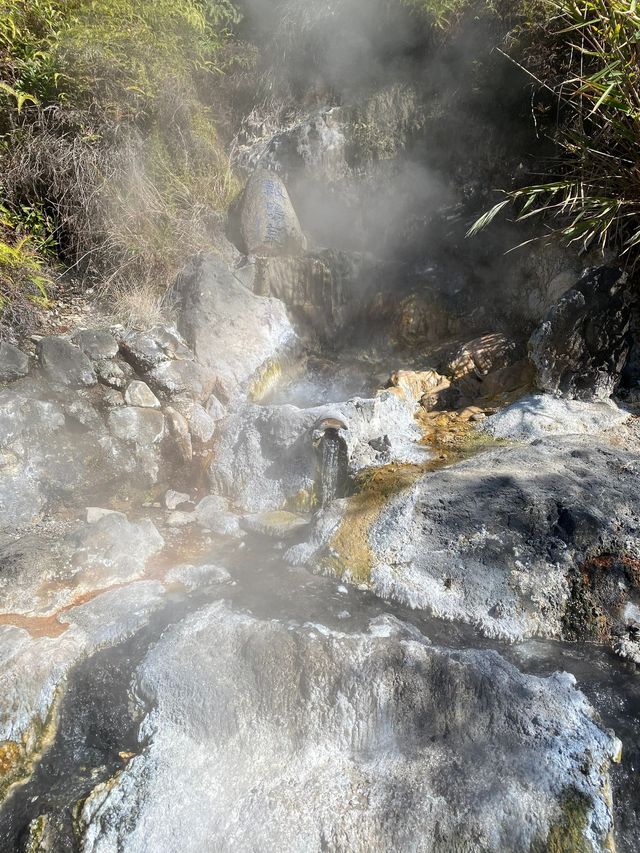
172 254 297 401
530 266 632 400
166 511 195 528
0 342 29 383
72 329 119 360
102 388 125 408
108 407 165 446
165 407 192 463
447 333 520 380
145 359 207 400
119 326 192 373
194 496 243 538
241 510 310 539
95 359 129 390
240 169 307 257
188 403 216 444
124 381 161 409
206 394 226 422
164 490 191 511
387 368 449 405
37 337 97 387
77 603 618 853
86 507 125 524
482 393 630 443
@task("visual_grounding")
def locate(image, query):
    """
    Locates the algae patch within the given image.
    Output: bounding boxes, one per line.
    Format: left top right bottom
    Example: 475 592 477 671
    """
322 412 508 586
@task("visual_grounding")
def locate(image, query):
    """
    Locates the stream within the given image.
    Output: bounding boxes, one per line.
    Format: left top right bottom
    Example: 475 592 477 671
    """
1 350 639 852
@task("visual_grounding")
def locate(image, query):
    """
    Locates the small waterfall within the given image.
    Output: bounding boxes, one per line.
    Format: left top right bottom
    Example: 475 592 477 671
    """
320 431 341 506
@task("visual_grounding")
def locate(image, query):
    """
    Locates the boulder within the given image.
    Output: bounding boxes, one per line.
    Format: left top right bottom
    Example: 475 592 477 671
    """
95 359 128 390
77 603 618 853
37 337 97 388
298 434 640 655
72 329 119 361
0 343 29 383
165 406 192 463
172 254 297 401
145 358 207 400
164 490 191 511
240 169 307 257
530 266 632 400
241 510 310 540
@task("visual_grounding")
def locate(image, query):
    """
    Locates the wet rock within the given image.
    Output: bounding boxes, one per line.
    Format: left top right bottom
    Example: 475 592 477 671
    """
240 169 307 257
172 254 297 401
72 329 119 361
165 406 192 463
164 563 230 591
0 342 29 383
77 603 617 853
210 392 429 513
108 407 165 446
530 266 632 400
37 337 97 388
124 381 160 409
241 510 310 540
195 495 243 538
482 393 630 443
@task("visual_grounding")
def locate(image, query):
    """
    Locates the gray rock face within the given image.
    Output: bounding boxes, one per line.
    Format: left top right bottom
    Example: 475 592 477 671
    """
78 603 617 853
530 266 632 400
0 378 145 529
301 436 640 648
172 254 297 401
240 169 307 257
0 342 29 383
72 329 119 361
37 337 97 387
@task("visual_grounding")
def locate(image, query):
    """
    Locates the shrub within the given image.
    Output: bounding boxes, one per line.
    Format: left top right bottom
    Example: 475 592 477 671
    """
0 0 242 332
469 0 640 263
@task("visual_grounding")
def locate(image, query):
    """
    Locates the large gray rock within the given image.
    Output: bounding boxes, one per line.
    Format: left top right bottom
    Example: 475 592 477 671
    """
37 337 97 387
108 407 165 446
210 391 429 513
77 603 618 853
530 266 632 400
296 435 640 654
172 254 297 402
0 342 29 383
240 169 307 257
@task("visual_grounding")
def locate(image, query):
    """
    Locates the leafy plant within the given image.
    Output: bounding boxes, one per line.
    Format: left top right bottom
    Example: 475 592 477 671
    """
469 0 640 261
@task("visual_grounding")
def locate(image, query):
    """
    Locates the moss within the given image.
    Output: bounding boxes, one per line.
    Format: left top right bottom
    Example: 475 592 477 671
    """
24 815 48 853
248 358 284 402
0 686 63 803
531 789 595 853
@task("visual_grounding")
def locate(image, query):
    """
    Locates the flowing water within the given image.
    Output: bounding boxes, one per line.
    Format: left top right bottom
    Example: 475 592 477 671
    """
1 352 640 851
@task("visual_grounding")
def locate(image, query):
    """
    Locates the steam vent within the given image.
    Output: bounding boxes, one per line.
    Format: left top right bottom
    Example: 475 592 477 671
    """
1 1 640 851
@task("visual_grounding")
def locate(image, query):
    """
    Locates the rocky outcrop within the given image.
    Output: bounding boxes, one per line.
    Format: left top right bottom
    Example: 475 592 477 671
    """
77 602 618 853
295 432 640 656
37 336 97 388
530 266 632 400
240 169 307 257
172 253 298 402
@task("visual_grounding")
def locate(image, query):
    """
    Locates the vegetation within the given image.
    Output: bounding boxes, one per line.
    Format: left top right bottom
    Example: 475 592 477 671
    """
0 0 242 334
470 0 640 265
